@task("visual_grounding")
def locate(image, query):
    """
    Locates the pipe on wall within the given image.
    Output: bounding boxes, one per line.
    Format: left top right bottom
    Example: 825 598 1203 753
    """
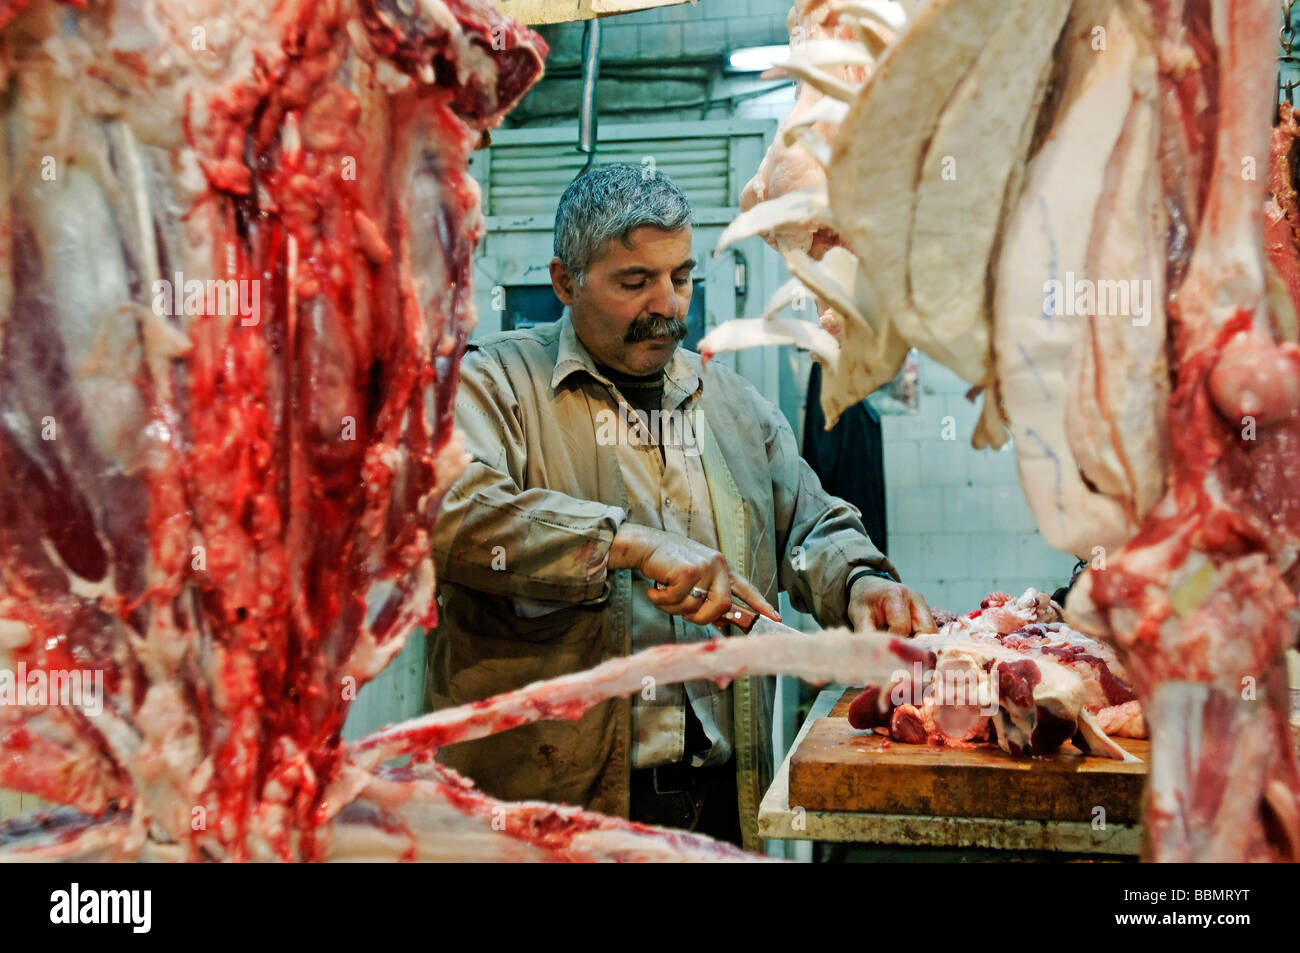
576 18 601 178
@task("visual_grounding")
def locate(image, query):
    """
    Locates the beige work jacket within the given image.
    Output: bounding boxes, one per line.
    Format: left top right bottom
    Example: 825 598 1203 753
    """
427 315 895 850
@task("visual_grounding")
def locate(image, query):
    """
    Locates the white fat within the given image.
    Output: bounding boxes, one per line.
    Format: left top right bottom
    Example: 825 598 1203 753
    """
781 246 881 332
783 38 876 71
714 187 833 255
351 628 905 770
108 122 160 291
781 94 849 132
1075 709 1138 761
785 125 833 173
0 619 34 650
776 60 861 103
836 0 908 32
432 430 471 503
991 2 1141 556
25 166 148 469
760 277 814 321
374 57 414 93
37 540 118 601
699 316 840 364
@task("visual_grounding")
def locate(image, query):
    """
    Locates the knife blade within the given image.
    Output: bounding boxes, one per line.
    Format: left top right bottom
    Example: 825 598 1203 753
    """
650 580 799 636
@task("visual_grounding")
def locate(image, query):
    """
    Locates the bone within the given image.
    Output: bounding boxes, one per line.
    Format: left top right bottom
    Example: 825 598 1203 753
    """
350 629 913 770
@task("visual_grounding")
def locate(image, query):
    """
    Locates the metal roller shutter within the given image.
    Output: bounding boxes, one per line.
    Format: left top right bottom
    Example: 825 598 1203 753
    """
471 120 773 218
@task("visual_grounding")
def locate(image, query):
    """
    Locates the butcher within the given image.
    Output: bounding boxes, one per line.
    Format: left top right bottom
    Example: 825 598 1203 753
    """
427 164 935 850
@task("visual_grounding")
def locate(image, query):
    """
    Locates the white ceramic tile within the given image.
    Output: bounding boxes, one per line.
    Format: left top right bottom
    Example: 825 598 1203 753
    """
924 580 953 610
968 444 1018 487
920 439 969 488
886 532 925 581
988 482 1040 533
889 486 945 535
943 485 993 533
944 582 974 606
943 393 980 438
881 412 929 442
1016 532 1052 578
883 439 922 490
977 536 1019 577
922 533 971 580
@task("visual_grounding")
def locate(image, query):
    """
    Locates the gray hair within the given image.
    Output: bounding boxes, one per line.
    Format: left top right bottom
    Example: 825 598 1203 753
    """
553 164 695 284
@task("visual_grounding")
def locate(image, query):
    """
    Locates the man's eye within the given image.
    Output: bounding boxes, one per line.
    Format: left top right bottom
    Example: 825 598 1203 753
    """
673 275 691 287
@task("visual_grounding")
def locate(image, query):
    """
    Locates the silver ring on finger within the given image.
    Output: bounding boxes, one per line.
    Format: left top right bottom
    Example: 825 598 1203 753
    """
690 586 708 600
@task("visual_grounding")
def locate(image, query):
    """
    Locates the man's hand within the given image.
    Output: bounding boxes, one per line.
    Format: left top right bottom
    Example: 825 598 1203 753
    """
847 575 937 636
609 523 780 627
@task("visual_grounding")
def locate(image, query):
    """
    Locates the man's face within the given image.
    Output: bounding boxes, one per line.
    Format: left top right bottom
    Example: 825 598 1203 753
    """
550 225 694 376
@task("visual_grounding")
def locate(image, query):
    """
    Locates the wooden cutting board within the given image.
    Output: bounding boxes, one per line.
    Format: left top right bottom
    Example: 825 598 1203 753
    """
788 689 1148 824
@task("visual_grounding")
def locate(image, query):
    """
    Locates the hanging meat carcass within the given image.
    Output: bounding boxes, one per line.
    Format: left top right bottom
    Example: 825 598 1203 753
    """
702 0 914 420
0 0 563 861
1066 0 1300 863
706 0 1300 860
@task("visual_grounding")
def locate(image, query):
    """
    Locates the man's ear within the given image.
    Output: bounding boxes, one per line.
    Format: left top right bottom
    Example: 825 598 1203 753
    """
550 258 576 306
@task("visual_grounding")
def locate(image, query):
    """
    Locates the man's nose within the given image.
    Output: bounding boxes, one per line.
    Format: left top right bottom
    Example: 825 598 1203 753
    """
645 276 680 318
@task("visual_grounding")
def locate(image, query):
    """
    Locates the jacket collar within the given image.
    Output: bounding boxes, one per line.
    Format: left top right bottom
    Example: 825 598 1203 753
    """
551 313 702 406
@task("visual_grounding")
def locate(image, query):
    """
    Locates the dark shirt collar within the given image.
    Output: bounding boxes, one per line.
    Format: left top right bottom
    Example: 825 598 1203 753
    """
551 313 701 407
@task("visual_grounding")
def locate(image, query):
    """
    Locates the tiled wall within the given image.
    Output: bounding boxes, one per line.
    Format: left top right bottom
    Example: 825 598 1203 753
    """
880 354 1081 613
595 0 792 59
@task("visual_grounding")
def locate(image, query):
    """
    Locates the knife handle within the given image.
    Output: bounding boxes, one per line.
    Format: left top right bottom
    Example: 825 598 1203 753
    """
651 581 758 633
712 602 758 634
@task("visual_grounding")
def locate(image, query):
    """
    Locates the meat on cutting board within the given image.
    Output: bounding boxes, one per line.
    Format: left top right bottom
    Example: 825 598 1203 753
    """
846 590 1144 757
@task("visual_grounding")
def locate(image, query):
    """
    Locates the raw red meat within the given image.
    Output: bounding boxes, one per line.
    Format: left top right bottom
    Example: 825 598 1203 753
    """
846 590 1143 756
0 0 551 861
1069 0 1300 862
1267 104 1300 340
0 620 935 860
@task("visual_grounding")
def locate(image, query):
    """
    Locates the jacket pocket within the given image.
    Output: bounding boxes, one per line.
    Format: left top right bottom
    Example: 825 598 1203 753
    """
444 585 603 646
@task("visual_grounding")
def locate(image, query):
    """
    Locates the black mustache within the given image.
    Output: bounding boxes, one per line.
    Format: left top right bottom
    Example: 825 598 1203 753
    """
625 316 688 343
